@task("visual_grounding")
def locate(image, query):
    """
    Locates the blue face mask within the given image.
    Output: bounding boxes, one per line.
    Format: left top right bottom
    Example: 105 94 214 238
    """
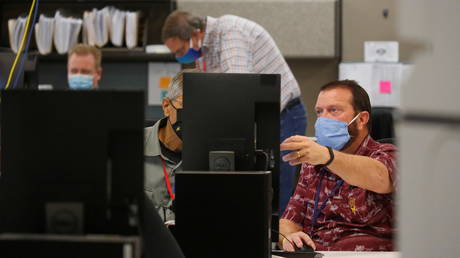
315 113 360 150
68 74 94 90
176 39 201 64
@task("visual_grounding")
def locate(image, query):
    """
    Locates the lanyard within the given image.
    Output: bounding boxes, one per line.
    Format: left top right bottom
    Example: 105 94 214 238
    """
161 158 175 200
310 167 344 231
197 58 207 72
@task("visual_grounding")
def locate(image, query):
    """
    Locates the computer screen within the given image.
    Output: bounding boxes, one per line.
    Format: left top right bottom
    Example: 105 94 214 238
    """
181 72 280 207
0 90 144 236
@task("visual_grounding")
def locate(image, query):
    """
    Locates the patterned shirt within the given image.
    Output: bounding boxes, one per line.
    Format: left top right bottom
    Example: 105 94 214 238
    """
282 135 398 251
195 15 301 111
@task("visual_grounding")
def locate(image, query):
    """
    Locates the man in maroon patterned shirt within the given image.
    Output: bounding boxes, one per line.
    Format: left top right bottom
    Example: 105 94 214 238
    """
279 80 397 251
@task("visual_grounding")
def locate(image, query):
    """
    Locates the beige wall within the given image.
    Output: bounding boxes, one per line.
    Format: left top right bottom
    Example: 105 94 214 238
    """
287 59 339 136
342 0 417 62
289 0 418 135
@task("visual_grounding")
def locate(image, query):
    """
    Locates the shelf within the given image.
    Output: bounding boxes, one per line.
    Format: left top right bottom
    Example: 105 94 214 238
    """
37 48 176 62
0 0 171 3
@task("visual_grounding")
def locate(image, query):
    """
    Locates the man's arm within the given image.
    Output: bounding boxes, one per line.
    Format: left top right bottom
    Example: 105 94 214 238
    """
281 135 393 194
328 150 392 194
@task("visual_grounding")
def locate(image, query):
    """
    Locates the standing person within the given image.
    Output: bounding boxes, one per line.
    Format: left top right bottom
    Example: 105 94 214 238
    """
161 11 307 214
279 80 397 251
67 44 102 90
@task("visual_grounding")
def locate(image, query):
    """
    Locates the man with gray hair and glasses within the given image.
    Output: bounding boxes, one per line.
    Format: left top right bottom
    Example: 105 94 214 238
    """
144 68 199 223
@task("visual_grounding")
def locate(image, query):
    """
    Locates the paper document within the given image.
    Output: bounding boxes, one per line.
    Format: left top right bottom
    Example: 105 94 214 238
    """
148 63 181 105
339 62 414 107
35 14 55 55
145 45 171 54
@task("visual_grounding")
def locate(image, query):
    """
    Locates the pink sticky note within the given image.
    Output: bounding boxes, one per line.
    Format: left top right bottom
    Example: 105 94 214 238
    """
379 81 392 93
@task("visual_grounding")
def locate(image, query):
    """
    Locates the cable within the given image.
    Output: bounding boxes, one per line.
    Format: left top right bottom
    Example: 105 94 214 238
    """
5 0 37 89
12 0 39 89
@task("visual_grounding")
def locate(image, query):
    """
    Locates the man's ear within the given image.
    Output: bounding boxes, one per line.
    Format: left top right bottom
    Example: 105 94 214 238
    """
96 68 102 81
358 111 370 130
162 98 171 117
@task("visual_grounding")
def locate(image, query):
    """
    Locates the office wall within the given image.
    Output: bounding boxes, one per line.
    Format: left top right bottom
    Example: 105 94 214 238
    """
287 59 339 136
342 0 418 63
296 0 419 135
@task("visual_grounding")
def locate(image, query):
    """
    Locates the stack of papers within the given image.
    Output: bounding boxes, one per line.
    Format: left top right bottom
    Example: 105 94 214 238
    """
35 14 55 55
8 16 27 53
53 11 82 54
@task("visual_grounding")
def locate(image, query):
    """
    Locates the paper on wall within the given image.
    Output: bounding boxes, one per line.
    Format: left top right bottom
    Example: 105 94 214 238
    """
339 62 414 107
148 63 181 105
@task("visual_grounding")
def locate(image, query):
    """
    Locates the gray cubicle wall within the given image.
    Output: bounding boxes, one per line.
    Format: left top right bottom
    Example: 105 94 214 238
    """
178 0 340 58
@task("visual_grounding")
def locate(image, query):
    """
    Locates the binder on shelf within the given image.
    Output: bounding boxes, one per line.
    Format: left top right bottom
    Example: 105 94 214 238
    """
53 11 82 54
125 11 139 49
82 9 96 46
8 16 27 53
34 14 55 55
110 8 126 47
82 8 110 48
94 7 111 47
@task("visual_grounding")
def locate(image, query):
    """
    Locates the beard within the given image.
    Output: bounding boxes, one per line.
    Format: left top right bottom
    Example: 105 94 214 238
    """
341 122 359 150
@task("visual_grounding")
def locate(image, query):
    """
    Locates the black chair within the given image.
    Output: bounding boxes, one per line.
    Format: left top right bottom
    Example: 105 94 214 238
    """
371 107 396 141
142 193 184 258
376 137 396 145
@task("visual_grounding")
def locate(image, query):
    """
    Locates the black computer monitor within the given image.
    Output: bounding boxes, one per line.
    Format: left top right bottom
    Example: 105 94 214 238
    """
178 73 280 257
0 90 144 236
182 72 280 175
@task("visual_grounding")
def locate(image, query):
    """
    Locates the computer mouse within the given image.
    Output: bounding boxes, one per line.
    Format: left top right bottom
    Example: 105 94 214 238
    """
294 244 314 253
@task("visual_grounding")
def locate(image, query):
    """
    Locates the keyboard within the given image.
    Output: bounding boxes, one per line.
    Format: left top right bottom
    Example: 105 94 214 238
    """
271 249 324 258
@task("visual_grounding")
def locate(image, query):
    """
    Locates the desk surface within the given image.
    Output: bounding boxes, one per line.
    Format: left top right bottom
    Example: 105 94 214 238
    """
273 251 400 258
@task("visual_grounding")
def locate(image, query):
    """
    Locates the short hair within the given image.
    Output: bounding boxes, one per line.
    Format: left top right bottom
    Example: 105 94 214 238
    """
320 80 372 131
161 10 205 42
68 44 102 70
166 68 201 101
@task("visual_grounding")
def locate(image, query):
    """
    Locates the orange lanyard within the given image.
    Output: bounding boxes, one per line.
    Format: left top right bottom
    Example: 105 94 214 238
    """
161 158 175 200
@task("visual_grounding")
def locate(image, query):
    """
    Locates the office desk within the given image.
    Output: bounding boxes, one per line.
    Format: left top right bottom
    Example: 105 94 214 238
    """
273 251 400 258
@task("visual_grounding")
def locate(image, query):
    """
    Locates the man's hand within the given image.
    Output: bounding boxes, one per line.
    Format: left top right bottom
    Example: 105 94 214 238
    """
281 231 316 251
281 135 330 166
